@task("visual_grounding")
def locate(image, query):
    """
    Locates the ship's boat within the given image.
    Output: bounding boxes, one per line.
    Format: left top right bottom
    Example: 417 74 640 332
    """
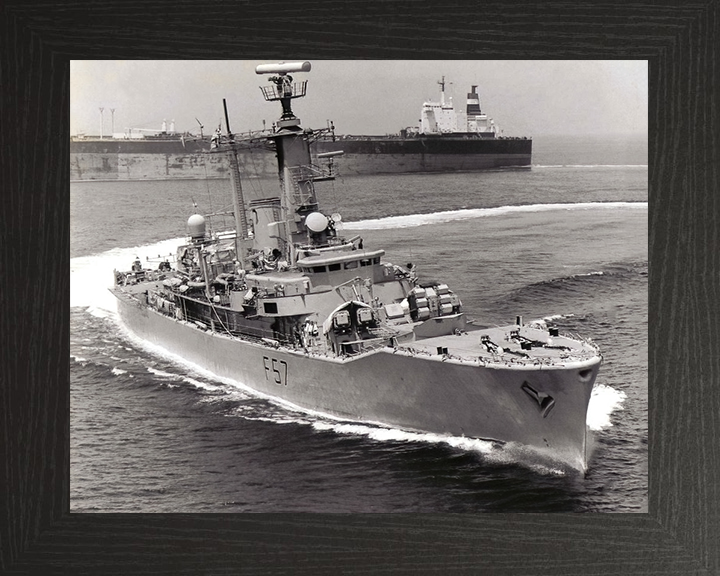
111 62 599 472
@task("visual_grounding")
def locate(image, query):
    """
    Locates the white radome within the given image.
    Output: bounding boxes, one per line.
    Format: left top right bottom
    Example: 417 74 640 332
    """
305 212 329 233
187 214 206 238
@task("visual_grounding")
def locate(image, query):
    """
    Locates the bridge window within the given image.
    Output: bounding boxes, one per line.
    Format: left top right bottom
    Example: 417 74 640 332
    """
328 263 341 271
312 265 326 273
344 261 358 270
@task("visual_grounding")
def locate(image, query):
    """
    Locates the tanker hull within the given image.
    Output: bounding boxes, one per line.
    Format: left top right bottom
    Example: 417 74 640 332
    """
315 136 532 174
70 136 531 180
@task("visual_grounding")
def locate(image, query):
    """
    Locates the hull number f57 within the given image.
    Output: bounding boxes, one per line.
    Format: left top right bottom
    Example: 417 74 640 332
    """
263 356 288 386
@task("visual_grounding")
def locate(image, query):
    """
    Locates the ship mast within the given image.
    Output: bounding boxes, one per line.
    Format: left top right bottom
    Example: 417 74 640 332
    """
256 61 320 265
222 98 250 270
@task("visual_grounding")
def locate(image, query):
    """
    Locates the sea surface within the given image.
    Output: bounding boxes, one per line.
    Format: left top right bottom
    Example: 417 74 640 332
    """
70 134 648 512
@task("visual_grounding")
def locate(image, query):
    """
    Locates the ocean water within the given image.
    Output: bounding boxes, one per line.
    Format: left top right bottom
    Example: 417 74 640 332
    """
70 134 648 512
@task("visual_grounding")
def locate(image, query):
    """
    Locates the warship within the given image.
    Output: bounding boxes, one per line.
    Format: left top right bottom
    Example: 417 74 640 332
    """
111 62 600 472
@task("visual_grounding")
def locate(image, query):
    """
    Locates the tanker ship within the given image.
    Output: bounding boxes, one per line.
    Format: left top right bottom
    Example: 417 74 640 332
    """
71 76 531 181
110 61 598 473
313 77 532 174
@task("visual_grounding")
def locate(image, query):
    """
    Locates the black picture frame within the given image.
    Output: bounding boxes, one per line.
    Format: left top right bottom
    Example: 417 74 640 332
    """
2 1 717 574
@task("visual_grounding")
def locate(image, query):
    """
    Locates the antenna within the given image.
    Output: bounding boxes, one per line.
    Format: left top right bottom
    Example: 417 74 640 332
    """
223 99 232 137
256 62 311 127
218 98 249 263
255 61 311 75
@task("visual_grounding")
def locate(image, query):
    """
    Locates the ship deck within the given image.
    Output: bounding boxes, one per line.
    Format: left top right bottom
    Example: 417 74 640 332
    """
401 325 600 367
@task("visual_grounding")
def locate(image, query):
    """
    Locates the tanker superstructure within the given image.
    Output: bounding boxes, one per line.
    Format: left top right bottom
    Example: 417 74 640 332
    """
71 75 530 181
314 77 531 174
110 62 596 473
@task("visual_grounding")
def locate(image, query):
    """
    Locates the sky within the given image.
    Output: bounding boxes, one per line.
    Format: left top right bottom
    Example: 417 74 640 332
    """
70 60 648 138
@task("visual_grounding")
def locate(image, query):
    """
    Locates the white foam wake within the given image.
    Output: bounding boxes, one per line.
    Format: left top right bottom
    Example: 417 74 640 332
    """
532 164 648 169
587 384 627 431
146 366 225 392
71 238 182 309
309 420 568 476
341 202 647 230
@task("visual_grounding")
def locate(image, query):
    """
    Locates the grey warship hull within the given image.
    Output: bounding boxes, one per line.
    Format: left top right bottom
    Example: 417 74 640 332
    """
115 287 598 471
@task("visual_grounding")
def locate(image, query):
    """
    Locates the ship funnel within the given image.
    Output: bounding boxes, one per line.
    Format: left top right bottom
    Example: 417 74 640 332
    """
466 86 482 116
256 61 311 75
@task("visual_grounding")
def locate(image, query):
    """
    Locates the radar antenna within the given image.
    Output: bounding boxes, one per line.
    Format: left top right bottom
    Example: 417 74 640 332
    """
256 61 311 128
